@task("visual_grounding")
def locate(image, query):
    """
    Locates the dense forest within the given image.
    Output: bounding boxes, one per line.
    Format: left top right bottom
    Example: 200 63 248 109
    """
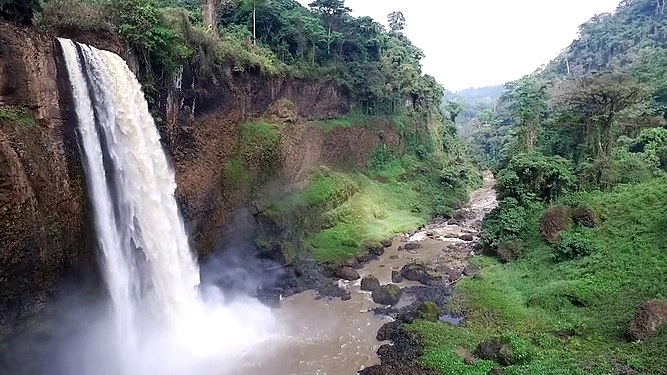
0 0 441 116
410 0 667 374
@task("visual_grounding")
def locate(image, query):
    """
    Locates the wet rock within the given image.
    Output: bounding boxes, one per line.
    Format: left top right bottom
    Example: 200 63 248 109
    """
341 292 352 301
334 266 361 281
397 246 403 252
444 233 459 239
367 244 385 256
377 321 402 341
463 264 481 277
372 284 402 306
342 257 361 269
426 231 435 237
381 239 393 248
361 275 381 291
356 252 372 264
454 347 476 365
389 255 399 260
459 234 474 242
401 262 427 282
474 338 516 366
447 218 461 225
404 242 422 251
400 263 440 285
418 301 440 322
626 299 667 341
391 270 403 283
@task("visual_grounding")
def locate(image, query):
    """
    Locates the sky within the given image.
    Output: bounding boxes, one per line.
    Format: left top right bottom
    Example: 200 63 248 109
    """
297 0 622 91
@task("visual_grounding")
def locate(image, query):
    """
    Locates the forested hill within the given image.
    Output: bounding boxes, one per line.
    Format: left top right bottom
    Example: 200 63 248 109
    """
542 0 667 77
0 0 442 117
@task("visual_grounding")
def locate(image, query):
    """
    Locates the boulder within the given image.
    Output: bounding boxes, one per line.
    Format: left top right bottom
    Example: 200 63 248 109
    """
474 338 515 366
418 301 440 322
463 264 481 277
400 262 436 285
342 257 360 269
361 275 381 291
391 270 403 283
377 321 402 341
372 284 402 306
367 243 385 256
356 252 372 263
459 234 474 242
381 239 393 248
626 299 667 341
404 242 422 250
334 266 360 281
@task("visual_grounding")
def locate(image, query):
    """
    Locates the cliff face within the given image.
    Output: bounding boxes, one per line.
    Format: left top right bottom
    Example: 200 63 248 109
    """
0 22 394 323
0 23 93 326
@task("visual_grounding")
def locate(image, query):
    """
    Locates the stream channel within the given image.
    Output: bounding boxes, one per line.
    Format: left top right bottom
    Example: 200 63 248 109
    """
238 172 497 374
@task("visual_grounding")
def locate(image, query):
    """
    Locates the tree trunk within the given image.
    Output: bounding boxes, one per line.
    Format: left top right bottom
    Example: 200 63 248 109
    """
203 0 217 29
253 3 257 45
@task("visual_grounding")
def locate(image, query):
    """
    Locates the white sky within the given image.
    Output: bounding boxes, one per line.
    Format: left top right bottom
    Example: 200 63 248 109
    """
297 0 622 91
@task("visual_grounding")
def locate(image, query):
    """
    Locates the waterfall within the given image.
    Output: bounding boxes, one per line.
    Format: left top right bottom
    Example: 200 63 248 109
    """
57 38 275 375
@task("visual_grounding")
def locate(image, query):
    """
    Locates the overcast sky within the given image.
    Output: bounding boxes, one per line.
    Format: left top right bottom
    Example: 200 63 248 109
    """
297 0 622 91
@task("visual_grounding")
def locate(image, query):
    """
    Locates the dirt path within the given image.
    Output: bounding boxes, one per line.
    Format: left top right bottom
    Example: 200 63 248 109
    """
238 172 497 374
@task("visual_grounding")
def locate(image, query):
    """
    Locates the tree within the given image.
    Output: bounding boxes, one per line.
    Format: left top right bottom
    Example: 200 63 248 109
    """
506 76 547 153
308 0 351 54
387 11 405 33
0 0 41 25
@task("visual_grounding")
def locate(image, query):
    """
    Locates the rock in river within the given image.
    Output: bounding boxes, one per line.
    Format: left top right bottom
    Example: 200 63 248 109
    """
391 270 403 283
372 284 402 306
334 266 360 281
361 275 381 291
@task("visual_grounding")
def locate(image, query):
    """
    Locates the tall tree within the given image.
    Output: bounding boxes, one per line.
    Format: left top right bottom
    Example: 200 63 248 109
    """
308 0 351 54
506 76 547 152
387 11 405 33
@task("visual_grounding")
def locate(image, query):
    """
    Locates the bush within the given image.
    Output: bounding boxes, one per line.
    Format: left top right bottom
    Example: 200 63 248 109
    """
481 198 527 252
497 153 576 203
36 0 111 33
571 205 597 228
0 0 41 25
539 206 572 244
553 228 596 261
497 238 524 263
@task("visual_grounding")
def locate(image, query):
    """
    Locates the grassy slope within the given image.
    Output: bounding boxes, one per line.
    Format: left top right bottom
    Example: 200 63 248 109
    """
410 178 667 375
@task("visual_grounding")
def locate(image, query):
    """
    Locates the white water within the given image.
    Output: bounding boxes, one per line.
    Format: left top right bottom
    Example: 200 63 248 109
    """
58 38 276 375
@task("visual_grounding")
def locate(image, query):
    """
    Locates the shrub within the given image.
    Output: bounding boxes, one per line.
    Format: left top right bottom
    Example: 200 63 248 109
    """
553 228 596 261
497 238 524 263
497 153 576 203
238 122 281 177
36 0 111 33
481 198 527 252
0 0 41 25
571 205 597 228
0 106 34 127
539 206 572 244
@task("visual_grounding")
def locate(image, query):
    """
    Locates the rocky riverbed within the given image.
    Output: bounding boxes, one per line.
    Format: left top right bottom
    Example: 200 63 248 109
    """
237 172 498 374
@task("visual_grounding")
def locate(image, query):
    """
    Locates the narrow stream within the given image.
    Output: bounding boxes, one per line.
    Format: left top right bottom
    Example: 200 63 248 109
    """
238 172 497 374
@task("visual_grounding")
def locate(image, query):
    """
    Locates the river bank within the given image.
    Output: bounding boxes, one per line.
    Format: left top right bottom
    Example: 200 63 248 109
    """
231 172 497 374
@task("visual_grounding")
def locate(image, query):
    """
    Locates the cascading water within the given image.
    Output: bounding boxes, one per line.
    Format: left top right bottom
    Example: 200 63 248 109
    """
57 38 275 375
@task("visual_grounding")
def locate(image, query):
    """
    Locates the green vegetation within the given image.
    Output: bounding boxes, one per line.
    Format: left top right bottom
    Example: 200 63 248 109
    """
412 178 667 375
0 106 35 128
2 0 444 117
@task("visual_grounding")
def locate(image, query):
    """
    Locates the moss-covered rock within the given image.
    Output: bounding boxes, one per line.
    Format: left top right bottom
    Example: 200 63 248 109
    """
372 284 402 306
418 301 440 322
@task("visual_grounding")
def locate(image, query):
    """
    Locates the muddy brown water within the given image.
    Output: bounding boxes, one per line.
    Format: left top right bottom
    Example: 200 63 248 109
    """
238 173 497 375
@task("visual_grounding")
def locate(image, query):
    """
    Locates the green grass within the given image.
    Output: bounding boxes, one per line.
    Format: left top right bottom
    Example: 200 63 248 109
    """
409 178 667 375
0 106 34 128
222 157 250 189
